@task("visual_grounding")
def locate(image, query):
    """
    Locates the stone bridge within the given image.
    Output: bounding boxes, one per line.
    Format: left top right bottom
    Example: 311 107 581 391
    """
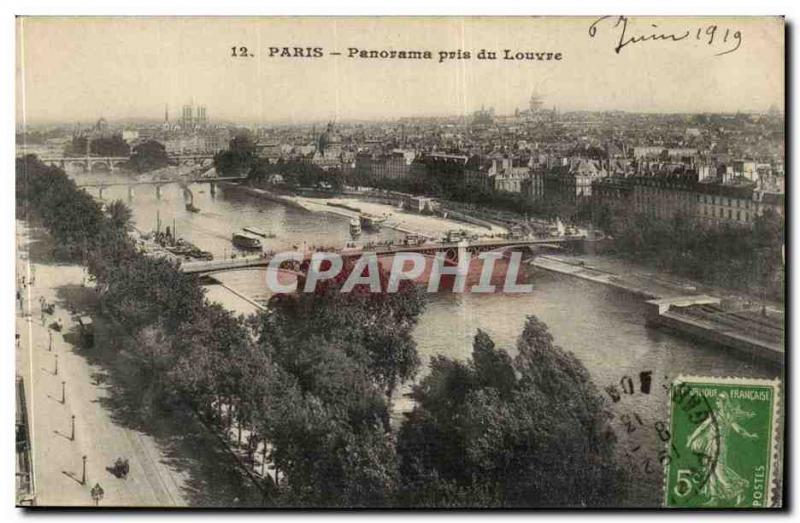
36 153 215 173
76 176 245 199
180 236 585 277
38 155 129 172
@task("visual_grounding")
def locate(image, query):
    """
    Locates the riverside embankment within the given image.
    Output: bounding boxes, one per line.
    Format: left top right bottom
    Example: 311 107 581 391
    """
219 182 507 240
532 253 784 364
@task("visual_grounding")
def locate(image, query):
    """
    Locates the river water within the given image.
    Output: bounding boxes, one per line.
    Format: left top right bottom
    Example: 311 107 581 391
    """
84 176 781 506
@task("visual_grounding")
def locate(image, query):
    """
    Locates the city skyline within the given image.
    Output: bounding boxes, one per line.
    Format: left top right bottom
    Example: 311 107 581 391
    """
15 101 787 131
16 17 784 125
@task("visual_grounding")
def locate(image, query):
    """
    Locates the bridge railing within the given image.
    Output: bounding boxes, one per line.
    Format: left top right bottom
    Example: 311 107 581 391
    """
179 236 585 274
181 255 268 272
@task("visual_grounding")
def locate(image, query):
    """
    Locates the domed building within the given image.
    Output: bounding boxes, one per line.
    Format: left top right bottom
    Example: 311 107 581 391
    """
313 122 345 170
317 122 342 156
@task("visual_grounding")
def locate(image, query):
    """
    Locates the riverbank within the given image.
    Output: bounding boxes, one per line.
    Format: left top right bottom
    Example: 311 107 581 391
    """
532 255 687 300
535 253 784 312
532 253 784 364
219 182 508 240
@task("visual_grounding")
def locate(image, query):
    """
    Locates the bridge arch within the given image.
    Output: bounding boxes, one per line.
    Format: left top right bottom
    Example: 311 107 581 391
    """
89 160 111 172
65 159 89 171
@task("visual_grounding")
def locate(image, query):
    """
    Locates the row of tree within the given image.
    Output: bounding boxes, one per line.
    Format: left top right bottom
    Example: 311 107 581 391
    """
65 134 132 157
346 167 580 221
593 202 785 302
17 154 628 507
213 131 347 191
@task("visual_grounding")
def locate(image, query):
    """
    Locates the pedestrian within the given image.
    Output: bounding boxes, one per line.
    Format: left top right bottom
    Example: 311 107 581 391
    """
16 289 22 311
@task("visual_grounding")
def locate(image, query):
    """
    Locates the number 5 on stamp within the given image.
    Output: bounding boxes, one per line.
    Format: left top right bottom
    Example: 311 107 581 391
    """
664 376 780 508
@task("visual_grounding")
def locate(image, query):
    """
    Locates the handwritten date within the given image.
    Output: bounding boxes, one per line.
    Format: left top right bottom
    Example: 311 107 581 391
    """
589 16 742 57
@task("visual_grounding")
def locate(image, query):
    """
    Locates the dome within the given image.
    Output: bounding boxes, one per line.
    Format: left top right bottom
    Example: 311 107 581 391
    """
318 122 342 153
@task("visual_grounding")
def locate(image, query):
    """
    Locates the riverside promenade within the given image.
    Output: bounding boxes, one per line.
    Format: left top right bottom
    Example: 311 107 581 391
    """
15 221 262 507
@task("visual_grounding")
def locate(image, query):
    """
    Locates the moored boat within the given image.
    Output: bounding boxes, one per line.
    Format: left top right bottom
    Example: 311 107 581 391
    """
349 219 362 238
232 232 263 250
359 213 386 231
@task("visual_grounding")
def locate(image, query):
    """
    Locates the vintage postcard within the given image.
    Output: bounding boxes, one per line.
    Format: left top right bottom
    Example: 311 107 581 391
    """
14 16 785 508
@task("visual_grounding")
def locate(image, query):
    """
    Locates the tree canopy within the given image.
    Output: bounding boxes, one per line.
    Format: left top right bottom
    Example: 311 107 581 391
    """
397 317 626 507
91 134 131 157
127 140 171 173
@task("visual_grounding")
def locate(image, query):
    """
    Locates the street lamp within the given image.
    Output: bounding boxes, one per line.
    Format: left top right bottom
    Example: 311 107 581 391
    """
90 482 104 507
81 455 87 485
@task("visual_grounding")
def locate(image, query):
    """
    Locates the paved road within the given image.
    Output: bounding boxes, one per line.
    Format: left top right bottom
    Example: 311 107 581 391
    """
16 221 262 507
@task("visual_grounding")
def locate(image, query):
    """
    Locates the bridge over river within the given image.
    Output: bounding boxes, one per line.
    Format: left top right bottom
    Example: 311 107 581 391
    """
76 175 246 199
75 176 244 188
36 153 217 172
180 236 586 276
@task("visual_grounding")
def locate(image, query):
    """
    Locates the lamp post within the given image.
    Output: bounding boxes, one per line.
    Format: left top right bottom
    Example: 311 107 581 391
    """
81 455 87 485
61 381 66 404
54 354 58 375
90 483 104 507
71 415 75 441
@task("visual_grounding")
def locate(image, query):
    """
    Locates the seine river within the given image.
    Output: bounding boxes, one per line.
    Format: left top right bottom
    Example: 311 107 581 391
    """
85 177 780 506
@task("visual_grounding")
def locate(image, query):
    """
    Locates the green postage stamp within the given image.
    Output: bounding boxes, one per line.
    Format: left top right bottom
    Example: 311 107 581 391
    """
664 376 781 508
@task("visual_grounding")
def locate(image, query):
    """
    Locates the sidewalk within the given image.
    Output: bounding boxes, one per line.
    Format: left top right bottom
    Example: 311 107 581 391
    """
15 221 262 507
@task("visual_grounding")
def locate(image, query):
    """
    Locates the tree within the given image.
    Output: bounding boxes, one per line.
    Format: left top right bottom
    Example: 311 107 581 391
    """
91 134 131 157
106 200 133 233
97 254 206 335
260 256 426 401
229 131 256 155
606 206 785 302
64 135 89 156
127 140 171 173
213 131 257 177
16 156 109 260
263 393 399 507
397 316 627 507
244 257 427 505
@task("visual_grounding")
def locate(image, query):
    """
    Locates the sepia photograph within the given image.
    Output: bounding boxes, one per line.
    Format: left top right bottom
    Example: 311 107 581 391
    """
13 15 785 509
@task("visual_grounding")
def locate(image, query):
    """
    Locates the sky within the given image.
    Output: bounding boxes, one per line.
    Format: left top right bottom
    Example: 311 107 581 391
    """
16 16 784 125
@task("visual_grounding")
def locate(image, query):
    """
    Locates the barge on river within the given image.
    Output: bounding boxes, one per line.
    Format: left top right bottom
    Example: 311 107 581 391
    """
232 231 263 251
